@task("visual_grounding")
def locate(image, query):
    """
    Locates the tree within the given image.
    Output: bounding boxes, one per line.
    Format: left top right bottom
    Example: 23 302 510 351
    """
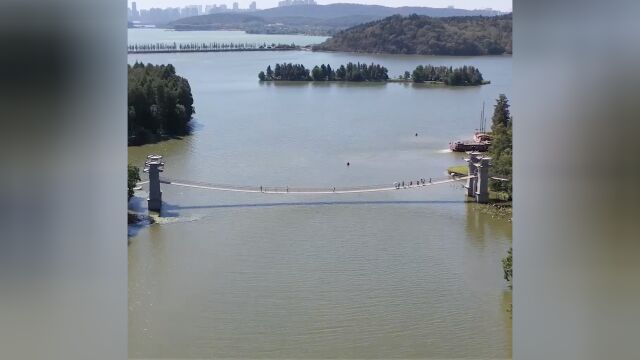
404 71 411 80
492 94 511 130
488 94 513 198
502 247 512 285
258 71 266 81
412 65 425 82
336 65 346 80
274 64 281 79
311 65 323 81
128 164 141 200
326 64 335 80
266 65 273 80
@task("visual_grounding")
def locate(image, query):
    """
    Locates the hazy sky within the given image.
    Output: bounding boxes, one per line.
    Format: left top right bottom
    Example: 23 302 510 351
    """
131 0 512 12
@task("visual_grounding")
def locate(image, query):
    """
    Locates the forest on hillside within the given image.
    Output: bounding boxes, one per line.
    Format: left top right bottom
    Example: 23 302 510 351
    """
314 14 512 55
166 4 503 35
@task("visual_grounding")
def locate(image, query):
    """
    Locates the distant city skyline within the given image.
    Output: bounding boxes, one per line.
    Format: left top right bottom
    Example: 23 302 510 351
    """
129 0 512 12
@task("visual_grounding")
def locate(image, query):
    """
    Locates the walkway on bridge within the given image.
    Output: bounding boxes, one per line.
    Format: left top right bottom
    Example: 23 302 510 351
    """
155 175 475 195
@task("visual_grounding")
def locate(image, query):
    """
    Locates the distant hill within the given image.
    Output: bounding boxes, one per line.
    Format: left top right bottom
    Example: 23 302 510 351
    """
314 14 512 55
167 4 505 35
255 4 503 19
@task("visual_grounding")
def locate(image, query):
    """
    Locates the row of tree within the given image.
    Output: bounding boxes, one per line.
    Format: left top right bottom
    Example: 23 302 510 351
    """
128 62 195 145
259 62 391 82
128 42 297 52
410 65 484 85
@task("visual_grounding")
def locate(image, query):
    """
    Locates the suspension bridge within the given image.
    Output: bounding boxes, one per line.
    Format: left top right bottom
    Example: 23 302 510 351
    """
140 153 494 212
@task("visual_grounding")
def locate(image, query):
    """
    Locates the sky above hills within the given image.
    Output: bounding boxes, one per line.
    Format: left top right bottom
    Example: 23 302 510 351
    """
131 0 512 12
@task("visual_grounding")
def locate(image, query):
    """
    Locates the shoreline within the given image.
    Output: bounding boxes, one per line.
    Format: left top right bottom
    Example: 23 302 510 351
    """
260 79 490 86
128 47 299 54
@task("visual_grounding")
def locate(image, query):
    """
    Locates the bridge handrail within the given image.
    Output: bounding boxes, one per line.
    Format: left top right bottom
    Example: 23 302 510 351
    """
158 175 470 194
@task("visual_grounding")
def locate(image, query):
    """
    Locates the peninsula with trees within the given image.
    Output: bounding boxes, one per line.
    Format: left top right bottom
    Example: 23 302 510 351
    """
313 14 512 55
259 63 487 86
128 62 195 145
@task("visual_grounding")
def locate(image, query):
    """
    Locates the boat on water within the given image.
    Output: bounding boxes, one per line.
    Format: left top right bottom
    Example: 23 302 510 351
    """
449 103 492 152
449 138 490 152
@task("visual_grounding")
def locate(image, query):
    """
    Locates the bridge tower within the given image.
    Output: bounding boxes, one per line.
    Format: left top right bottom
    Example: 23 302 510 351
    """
144 155 164 212
464 152 481 197
474 157 491 204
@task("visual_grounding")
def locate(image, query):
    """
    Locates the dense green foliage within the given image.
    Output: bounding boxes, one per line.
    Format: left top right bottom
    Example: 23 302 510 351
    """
261 63 311 81
411 65 484 85
128 62 195 145
128 164 141 200
502 247 512 284
259 62 389 82
488 94 512 198
314 14 512 55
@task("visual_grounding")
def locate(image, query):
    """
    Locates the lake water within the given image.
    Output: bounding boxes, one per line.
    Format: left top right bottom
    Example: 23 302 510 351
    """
128 28 329 46
128 29 512 359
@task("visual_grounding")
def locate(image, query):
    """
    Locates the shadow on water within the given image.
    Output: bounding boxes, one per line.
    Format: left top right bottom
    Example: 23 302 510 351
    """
128 199 470 238
163 199 467 211
127 119 202 147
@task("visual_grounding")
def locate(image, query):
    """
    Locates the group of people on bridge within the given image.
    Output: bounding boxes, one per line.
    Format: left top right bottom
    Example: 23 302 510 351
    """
395 178 431 190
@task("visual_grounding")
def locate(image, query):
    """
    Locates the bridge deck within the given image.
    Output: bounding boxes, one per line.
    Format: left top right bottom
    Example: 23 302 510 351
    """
155 175 474 195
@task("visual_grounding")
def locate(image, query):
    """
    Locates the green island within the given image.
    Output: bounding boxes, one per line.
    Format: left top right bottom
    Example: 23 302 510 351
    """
314 14 512 55
128 62 195 146
259 62 390 82
259 63 487 86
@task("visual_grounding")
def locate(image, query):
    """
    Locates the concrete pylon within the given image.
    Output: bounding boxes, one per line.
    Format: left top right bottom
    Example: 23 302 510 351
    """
143 155 164 212
475 157 491 204
464 151 481 197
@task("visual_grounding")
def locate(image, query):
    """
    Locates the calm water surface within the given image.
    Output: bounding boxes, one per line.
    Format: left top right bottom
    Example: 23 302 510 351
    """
128 29 512 359
128 28 329 46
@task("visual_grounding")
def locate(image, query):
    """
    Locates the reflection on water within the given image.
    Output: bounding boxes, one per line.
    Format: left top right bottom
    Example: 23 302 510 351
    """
128 30 512 359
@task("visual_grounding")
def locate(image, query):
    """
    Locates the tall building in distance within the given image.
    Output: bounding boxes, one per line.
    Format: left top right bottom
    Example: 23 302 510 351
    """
180 5 201 17
205 4 216 14
129 2 267 23
278 0 316 7
131 1 139 19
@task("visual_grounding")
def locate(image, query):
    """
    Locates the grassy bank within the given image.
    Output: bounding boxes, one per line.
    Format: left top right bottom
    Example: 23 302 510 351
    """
447 165 468 176
448 164 512 220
